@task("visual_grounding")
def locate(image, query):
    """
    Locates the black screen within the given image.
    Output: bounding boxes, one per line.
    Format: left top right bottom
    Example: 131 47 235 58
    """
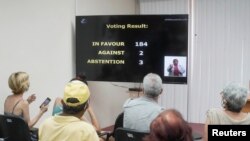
76 15 188 84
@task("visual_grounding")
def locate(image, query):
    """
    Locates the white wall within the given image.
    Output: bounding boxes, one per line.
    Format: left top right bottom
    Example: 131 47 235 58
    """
76 0 139 15
140 0 188 14
189 0 250 123
0 0 75 127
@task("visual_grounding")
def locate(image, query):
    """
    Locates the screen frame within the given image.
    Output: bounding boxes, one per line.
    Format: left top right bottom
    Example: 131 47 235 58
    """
76 14 188 84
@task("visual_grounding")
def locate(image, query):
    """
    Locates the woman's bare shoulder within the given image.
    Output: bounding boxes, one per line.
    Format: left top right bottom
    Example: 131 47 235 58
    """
54 97 63 104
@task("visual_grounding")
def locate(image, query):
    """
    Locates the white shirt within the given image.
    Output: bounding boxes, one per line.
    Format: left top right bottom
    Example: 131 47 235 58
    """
123 96 164 132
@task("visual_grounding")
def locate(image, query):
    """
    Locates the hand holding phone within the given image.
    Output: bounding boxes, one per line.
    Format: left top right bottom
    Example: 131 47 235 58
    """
40 97 51 108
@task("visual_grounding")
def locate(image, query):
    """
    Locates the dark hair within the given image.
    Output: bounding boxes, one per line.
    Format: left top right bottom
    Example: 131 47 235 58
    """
62 98 89 114
143 109 193 141
173 59 178 62
70 72 88 85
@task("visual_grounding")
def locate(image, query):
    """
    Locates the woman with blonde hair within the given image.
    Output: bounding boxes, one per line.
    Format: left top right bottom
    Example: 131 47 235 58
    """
4 71 48 128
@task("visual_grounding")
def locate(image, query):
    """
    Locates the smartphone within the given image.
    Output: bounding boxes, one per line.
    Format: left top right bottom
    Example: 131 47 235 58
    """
40 97 51 108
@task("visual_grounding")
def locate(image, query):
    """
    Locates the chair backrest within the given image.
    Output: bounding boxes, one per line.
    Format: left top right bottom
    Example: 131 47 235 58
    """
103 112 124 141
114 127 149 141
0 114 31 141
108 112 124 138
113 112 124 132
192 132 202 140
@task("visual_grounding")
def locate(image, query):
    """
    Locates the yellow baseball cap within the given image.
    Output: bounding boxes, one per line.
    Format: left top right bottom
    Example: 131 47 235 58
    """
63 80 90 107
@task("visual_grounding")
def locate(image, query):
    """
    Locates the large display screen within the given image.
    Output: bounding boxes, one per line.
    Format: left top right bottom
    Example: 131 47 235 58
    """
76 15 188 84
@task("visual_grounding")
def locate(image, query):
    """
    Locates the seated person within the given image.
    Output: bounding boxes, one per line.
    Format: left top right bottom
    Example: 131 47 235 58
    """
143 109 193 141
123 73 165 132
204 82 250 141
39 80 99 141
52 73 100 131
53 97 100 130
4 71 48 128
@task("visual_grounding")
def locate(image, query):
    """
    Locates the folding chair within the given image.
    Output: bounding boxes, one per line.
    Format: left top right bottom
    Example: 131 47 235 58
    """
104 112 124 141
0 114 31 141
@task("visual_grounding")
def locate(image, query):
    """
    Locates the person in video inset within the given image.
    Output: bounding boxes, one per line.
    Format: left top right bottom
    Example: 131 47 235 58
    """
203 82 250 141
167 58 185 76
143 109 193 141
39 80 99 141
4 71 48 128
123 73 165 132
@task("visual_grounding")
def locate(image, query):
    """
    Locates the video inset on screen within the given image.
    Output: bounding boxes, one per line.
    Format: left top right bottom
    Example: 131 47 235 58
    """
164 56 187 77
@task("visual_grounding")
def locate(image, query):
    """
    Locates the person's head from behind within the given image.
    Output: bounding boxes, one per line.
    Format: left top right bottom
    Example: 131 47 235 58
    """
173 59 178 66
221 82 248 113
62 80 90 116
144 109 193 141
70 72 88 85
143 73 163 98
8 71 30 95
